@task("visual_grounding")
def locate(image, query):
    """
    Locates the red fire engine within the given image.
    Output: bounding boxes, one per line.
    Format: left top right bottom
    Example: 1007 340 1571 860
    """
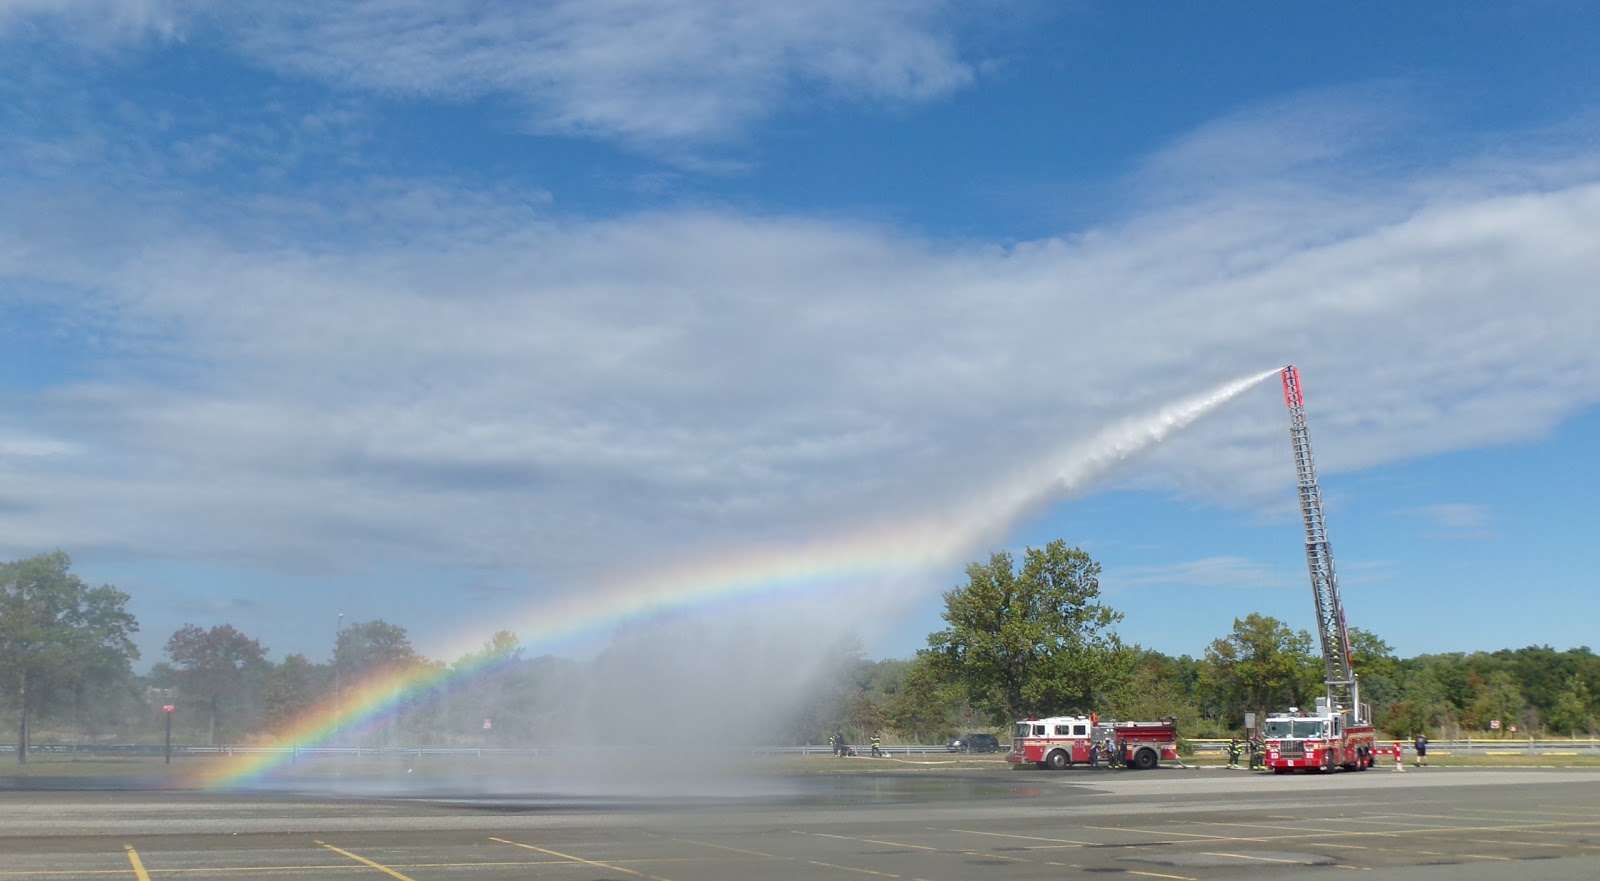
1006 715 1178 770
1262 366 1376 773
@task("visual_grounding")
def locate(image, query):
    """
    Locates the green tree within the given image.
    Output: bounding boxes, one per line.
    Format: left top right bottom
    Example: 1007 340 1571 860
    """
1199 614 1319 728
1545 674 1595 736
262 654 325 735
1466 670 1526 734
0 552 139 764
882 655 963 743
449 631 524 742
1347 627 1401 718
332 620 422 745
924 540 1125 726
335 620 420 680
1105 650 1200 736
1380 666 1452 738
165 623 269 745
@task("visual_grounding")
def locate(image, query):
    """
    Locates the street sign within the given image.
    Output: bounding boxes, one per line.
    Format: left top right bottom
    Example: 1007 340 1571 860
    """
482 719 492 730
162 705 176 714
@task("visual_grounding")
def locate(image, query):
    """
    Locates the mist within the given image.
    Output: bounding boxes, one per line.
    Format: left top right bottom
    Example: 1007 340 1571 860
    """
247 369 1279 798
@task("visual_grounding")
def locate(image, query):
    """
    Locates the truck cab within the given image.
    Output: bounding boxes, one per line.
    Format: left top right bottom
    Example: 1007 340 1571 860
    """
1262 698 1375 773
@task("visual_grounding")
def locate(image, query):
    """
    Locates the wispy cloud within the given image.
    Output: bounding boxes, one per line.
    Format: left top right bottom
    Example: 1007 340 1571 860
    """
1 75 1597 607
1393 503 1495 541
1115 556 1291 590
1 0 984 147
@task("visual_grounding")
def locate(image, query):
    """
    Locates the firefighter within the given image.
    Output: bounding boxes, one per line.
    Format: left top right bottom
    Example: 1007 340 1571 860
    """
1227 737 1242 769
1088 739 1101 768
1249 737 1266 771
870 733 883 757
832 730 846 758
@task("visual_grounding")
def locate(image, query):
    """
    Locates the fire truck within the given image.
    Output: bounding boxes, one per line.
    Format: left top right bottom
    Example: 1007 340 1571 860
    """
1261 366 1376 773
1006 715 1178 770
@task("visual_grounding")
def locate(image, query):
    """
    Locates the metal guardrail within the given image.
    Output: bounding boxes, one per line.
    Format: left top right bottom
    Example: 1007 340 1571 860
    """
6 739 1597 759
1 743 981 758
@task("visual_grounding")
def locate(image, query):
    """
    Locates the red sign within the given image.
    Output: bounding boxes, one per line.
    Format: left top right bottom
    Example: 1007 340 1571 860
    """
482 718 492 730
162 705 176 714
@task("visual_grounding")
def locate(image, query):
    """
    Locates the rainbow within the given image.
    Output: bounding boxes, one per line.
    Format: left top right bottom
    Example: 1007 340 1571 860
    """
194 368 1276 789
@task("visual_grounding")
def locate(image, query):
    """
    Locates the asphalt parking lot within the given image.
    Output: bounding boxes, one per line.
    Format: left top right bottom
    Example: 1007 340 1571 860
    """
4 766 1600 880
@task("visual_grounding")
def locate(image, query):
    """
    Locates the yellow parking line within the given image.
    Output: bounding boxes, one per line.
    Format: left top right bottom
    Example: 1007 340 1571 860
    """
1125 871 1197 880
490 836 671 881
123 846 151 881
314 841 417 881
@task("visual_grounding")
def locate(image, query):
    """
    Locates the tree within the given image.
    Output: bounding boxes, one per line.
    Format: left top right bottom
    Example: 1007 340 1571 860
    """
1104 650 1201 735
0 552 139 764
1380 666 1452 738
1467 670 1527 734
262 654 325 735
924 541 1125 726
335 619 419 680
1545 674 1595 736
165 624 269 745
882 655 963 743
448 631 524 741
333 620 422 745
1199 614 1319 729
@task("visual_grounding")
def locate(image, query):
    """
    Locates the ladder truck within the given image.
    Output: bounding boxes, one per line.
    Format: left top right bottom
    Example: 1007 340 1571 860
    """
1261 365 1377 773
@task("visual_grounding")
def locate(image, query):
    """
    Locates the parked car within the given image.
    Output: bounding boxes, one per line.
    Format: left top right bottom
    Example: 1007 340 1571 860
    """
948 733 1003 753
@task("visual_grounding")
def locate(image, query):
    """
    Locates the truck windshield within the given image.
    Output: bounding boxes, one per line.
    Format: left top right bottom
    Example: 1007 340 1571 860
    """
1014 723 1033 738
1264 719 1328 739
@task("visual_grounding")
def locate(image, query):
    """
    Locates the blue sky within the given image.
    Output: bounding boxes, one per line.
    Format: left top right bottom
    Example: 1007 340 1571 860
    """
2 1 1598 670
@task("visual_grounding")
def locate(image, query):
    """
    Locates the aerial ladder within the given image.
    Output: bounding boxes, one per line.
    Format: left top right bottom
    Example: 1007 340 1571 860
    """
1261 365 1375 772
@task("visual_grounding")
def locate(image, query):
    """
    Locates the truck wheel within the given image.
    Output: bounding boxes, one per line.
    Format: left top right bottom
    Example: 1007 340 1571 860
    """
1046 750 1071 771
1132 749 1158 770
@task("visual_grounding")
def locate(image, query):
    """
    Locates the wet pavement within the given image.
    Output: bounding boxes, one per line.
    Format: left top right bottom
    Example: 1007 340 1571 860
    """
4 766 1600 879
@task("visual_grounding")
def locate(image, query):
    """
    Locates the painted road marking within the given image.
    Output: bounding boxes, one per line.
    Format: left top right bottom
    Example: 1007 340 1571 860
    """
794 831 939 851
315 841 418 881
122 847 151 881
1082 824 1258 842
941 827 1093 847
1199 851 1308 864
650 834 933 881
491 836 672 881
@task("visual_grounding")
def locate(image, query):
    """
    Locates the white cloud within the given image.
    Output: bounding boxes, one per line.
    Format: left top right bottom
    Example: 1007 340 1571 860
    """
1 0 981 146
3 151 1587 585
0 0 201 42
3 84 1600 620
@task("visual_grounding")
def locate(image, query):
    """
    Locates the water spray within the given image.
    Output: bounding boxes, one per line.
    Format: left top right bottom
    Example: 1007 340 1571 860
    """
938 366 1284 555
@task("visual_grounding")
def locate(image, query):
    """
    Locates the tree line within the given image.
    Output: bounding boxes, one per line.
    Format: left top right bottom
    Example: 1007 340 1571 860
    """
4 546 1597 762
